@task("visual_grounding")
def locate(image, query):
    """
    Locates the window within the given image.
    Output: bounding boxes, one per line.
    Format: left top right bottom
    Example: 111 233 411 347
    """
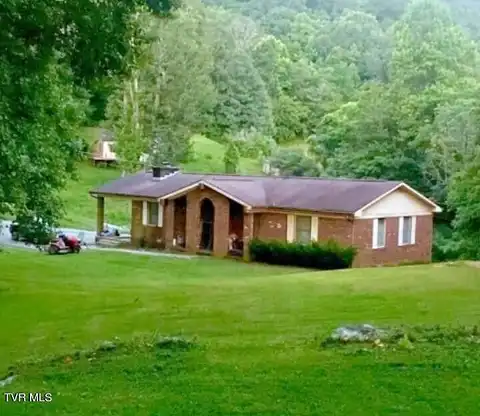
373 218 386 249
399 216 416 245
147 202 159 226
295 216 312 244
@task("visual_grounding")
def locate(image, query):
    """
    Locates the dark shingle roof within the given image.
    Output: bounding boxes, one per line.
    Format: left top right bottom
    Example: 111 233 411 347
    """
91 171 403 214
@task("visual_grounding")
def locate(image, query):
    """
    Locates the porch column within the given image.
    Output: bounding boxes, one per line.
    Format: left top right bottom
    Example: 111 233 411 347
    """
243 212 254 261
185 193 199 252
96 196 105 236
213 201 229 257
164 200 175 249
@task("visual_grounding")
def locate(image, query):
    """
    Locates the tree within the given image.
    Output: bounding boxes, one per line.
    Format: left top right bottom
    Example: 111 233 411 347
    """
0 0 178 234
107 5 217 171
423 92 480 203
208 49 274 141
223 139 241 173
269 148 321 177
447 157 480 259
326 10 390 81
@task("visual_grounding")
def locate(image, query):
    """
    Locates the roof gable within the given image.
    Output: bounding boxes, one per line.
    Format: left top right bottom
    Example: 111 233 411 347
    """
354 183 442 217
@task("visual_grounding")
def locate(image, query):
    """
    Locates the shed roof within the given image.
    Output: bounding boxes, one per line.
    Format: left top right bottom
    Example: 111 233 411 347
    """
91 171 411 214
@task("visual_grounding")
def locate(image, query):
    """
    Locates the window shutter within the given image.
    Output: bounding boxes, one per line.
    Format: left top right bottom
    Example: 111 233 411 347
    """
158 203 163 227
398 217 404 246
287 215 295 243
311 216 318 242
372 219 378 248
411 216 416 244
142 201 148 226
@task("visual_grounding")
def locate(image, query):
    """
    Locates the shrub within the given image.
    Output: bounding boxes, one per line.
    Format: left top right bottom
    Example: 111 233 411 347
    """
248 239 357 270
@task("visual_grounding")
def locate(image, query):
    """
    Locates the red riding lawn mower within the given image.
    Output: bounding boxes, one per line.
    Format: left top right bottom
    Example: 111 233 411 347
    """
47 234 82 255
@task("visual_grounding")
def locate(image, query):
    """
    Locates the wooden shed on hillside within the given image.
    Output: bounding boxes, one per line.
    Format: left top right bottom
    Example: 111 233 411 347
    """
91 129 117 166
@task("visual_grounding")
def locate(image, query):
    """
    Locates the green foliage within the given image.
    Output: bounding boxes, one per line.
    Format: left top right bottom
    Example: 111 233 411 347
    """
446 157 480 259
208 49 274 140
223 139 240 173
432 223 462 262
249 238 357 269
106 6 217 171
0 0 179 229
268 147 321 176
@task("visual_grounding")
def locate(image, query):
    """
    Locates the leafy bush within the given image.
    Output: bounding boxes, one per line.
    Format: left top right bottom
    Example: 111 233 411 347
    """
249 239 357 270
432 223 462 262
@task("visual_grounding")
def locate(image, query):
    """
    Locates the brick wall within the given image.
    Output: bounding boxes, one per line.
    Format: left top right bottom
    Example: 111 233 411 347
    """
174 199 187 242
130 200 164 248
249 210 433 268
253 213 287 241
131 201 144 246
317 217 354 246
185 187 230 257
352 215 433 267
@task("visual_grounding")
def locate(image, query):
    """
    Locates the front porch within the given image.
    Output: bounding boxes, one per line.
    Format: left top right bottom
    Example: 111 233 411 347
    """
94 185 254 260
161 185 254 260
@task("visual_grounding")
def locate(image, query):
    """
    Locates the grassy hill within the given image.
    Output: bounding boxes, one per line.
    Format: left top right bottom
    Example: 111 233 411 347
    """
1 250 480 415
61 132 262 229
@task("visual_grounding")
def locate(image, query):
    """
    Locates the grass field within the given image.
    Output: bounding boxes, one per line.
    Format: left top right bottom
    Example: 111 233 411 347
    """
1 250 480 415
59 133 261 229
61 164 131 229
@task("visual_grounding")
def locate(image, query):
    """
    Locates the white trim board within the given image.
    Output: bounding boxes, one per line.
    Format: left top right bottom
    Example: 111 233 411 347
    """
372 218 386 249
354 183 442 218
359 212 432 220
158 202 164 227
311 216 319 241
287 215 295 243
398 215 416 246
286 214 318 243
159 180 251 209
142 201 148 226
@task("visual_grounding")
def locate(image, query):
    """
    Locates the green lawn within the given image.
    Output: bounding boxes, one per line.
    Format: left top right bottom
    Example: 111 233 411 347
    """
184 135 261 174
61 164 131 229
1 250 480 415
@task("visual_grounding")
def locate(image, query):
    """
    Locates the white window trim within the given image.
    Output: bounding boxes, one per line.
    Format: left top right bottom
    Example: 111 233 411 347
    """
142 201 148 226
158 203 163 227
411 216 416 245
398 216 416 246
142 201 163 227
287 215 318 243
287 215 295 242
311 216 318 242
372 218 386 249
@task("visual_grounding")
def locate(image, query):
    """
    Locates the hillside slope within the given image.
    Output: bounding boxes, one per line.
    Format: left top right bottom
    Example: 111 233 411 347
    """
61 132 262 229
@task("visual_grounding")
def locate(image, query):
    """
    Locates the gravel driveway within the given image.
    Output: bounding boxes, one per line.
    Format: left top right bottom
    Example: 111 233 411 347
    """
0 220 194 258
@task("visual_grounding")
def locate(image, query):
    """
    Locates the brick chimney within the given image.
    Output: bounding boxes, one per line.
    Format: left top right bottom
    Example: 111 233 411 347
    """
152 163 179 180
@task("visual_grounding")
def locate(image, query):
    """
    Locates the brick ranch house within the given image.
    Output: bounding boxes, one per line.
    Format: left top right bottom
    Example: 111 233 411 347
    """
90 166 442 268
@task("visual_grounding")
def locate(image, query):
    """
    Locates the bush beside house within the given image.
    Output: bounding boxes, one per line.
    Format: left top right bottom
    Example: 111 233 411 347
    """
249 239 357 270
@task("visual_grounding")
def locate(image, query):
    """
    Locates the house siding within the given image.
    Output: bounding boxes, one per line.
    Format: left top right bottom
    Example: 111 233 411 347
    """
317 217 354 246
250 211 433 268
127 189 434 267
131 200 164 248
253 213 287 241
352 215 433 267
359 188 433 217
185 187 230 257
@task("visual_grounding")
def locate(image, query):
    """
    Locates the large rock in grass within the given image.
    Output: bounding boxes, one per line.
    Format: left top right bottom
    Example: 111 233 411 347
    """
329 324 388 343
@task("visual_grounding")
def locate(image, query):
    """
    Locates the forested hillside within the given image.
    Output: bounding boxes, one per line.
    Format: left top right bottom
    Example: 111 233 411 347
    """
103 0 480 259
3 0 480 259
